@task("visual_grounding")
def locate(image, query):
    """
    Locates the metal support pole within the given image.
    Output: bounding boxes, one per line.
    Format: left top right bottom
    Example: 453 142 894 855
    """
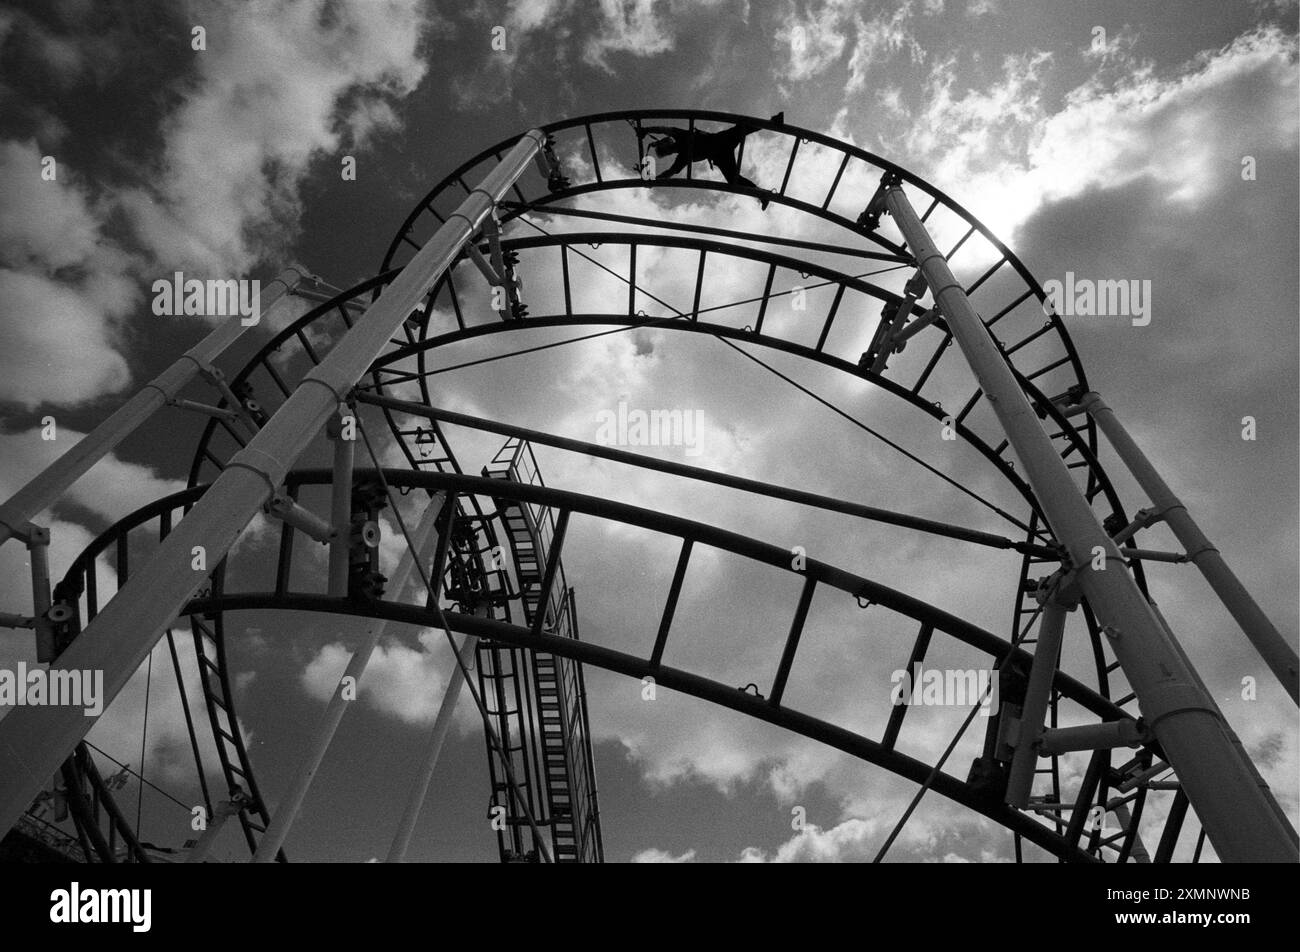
0 131 547 839
386 630 479 863
1116 759 1170 794
264 491 334 543
1112 802 1151 863
26 526 54 662
867 272 925 373
183 795 246 863
327 410 356 597
198 365 261 440
252 493 445 862
1005 597 1069 808
1039 720 1146 755
0 266 310 547
880 177 1297 862
481 214 519 320
1078 391 1299 704
1119 546 1188 564
166 398 241 422
466 245 503 287
1154 789 1190 863
1146 598 1298 846
890 306 944 347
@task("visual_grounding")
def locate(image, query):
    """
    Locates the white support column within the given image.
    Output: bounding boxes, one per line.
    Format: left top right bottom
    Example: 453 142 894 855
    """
0 131 548 839
1004 596 1070 808
1112 802 1151 863
184 795 246 864
1078 391 1298 704
26 527 54 662
881 176 1297 862
327 409 357 597
386 630 479 863
0 266 311 547
251 493 445 862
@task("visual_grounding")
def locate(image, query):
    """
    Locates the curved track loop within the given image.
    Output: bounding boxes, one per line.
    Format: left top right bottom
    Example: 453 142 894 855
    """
180 243 1155 849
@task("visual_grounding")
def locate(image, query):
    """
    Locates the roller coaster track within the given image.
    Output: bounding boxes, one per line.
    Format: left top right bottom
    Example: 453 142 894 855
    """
9 110 1286 863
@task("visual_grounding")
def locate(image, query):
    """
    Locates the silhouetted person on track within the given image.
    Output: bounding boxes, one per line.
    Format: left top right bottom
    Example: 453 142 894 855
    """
639 113 783 209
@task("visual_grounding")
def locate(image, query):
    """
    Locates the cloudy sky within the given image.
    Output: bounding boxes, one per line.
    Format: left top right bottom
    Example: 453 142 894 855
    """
0 0 1296 863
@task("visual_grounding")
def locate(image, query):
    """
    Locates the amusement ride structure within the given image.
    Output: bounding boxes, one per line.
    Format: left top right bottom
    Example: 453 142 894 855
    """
0 111 1295 863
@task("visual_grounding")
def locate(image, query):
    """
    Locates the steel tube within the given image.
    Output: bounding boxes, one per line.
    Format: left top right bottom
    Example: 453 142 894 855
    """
1039 720 1145 754
27 530 53 661
1112 802 1151 863
1146 598 1298 846
184 798 241 864
0 132 546 838
891 307 944 346
1118 546 1187 564
327 417 356 597
252 493 444 862
1080 392 1298 704
385 631 479 863
265 492 334 543
0 266 309 547
1004 598 1068 807
883 181 1297 861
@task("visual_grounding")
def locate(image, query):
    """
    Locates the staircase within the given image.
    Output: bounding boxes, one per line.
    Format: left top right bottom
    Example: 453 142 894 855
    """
484 437 602 862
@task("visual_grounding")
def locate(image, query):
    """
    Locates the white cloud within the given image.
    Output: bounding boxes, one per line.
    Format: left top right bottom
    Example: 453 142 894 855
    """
508 0 575 33
845 4 926 93
0 269 131 408
0 426 186 641
300 626 455 726
740 816 1008 862
776 1 927 100
121 0 431 277
453 0 692 109
0 140 101 270
583 0 676 71
775 0 855 82
0 425 187 521
0 139 138 408
0 2 435 413
892 27 1298 242
631 846 697 862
